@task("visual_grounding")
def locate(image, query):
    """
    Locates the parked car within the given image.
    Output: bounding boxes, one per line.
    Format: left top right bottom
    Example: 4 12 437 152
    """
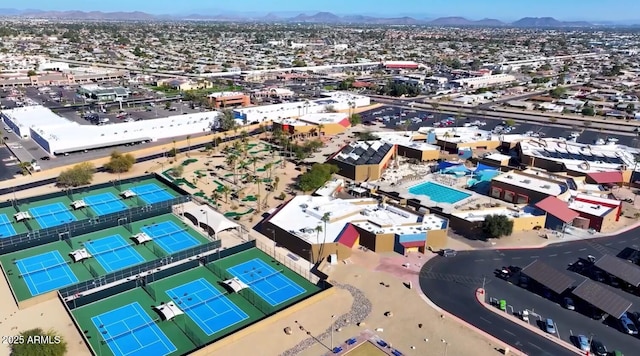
563 297 575 311
544 318 556 334
590 339 607 356
441 249 457 257
577 335 589 352
619 313 638 335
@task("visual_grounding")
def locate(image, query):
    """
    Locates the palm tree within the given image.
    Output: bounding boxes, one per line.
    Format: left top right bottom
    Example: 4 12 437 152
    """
172 139 177 157
264 162 274 179
220 185 231 203
273 176 280 191
248 156 258 174
315 225 323 243
225 155 238 184
317 123 324 137
186 135 191 157
431 102 440 119
319 212 331 260
211 190 221 205
18 162 31 176
253 175 262 212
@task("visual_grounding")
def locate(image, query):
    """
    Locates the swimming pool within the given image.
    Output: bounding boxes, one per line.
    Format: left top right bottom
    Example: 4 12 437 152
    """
408 181 471 204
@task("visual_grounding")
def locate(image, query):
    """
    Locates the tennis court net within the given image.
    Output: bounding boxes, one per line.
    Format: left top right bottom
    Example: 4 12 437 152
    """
136 187 168 196
246 269 284 285
177 291 229 312
147 228 189 242
18 261 70 279
87 197 122 208
89 243 133 258
31 209 72 221
100 318 160 345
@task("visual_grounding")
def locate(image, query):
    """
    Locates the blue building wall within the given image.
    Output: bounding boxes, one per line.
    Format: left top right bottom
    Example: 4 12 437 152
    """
545 214 564 231
398 233 426 243
29 129 51 154
1 113 22 138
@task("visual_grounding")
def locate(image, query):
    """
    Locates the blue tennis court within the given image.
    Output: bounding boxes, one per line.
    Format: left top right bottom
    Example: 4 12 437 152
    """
131 184 174 204
91 302 176 356
0 214 17 238
166 278 248 336
29 202 77 229
227 258 306 306
141 221 200 254
84 234 145 273
85 192 128 216
15 251 78 296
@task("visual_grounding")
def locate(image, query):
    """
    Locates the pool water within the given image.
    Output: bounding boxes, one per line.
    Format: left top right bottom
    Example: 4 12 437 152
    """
408 181 471 204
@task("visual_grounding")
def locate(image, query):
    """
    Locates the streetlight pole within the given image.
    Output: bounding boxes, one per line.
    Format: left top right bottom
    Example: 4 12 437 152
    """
442 339 449 356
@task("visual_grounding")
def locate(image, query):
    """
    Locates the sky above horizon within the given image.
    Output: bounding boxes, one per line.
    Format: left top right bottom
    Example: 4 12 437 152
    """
13 0 640 21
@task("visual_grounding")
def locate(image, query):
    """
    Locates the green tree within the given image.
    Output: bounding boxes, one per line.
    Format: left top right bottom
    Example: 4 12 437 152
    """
170 164 184 177
298 163 339 192
482 215 514 238
220 109 237 131
27 70 37 77
10 328 67 356
550 87 567 99
349 113 362 126
57 162 95 187
164 101 172 110
504 119 516 127
104 151 135 173
582 106 595 116
18 161 32 175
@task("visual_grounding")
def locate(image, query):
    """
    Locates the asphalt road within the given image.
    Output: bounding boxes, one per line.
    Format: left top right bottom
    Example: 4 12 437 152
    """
420 229 640 356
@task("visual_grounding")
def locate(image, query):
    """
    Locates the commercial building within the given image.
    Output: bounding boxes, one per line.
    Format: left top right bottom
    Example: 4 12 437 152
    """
232 92 370 124
451 74 517 89
0 62 129 88
77 84 130 102
262 196 448 262
534 193 620 232
328 141 396 181
251 87 294 99
1 105 218 155
272 113 349 136
207 92 250 108
417 126 501 153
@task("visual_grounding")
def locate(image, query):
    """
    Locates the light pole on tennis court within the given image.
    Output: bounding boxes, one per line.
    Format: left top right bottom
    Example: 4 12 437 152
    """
330 314 335 350
201 210 210 238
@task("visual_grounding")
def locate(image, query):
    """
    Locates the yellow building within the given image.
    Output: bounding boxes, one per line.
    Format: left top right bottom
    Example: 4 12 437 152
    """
272 113 350 137
262 196 449 262
328 141 396 181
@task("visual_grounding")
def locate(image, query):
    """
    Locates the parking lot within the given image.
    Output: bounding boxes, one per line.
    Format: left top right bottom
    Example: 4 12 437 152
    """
359 105 640 148
479 238 640 355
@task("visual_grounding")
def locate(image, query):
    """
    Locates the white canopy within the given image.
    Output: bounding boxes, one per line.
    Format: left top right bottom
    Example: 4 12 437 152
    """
222 277 248 293
13 212 31 222
71 200 87 210
132 233 152 244
121 190 136 199
183 202 240 237
153 302 183 321
70 249 91 263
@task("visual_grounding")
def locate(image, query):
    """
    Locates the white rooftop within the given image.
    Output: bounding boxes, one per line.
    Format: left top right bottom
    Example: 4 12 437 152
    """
418 126 498 144
568 200 612 217
492 171 565 196
484 153 511 161
2 105 73 132
452 206 541 222
207 91 245 98
269 196 447 244
519 138 640 173
274 113 346 126
315 179 345 197
375 132 440 152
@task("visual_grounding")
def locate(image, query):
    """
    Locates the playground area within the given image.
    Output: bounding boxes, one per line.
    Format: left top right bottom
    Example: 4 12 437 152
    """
157 140 300 222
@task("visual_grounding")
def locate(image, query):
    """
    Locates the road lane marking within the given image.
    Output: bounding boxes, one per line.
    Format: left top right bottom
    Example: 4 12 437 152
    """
503 329 515 336
527 342 543 350
563 251 572 254
549 254 558 257
578 248 587 251
605 243 612 246
512 256 522 260
480 317 492 324
475 259 485 262
618 241 626 244
531 255 539 258
493 258 502 261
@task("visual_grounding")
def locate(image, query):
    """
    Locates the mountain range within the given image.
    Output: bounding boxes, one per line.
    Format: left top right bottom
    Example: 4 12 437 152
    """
0 9 634 27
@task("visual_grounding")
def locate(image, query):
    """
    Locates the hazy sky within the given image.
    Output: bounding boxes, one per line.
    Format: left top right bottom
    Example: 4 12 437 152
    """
14 0 640 21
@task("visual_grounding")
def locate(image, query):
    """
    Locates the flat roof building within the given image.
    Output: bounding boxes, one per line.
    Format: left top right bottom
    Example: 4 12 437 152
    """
273 113 350 136
263 196 448 261
490 169 570 205
1 105 219 155
207 91 250 109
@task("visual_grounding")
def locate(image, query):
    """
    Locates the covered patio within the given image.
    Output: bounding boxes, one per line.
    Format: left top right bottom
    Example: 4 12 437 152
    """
181 202 241 239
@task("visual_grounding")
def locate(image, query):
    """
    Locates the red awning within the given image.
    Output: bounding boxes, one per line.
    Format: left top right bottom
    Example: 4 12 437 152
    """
337 224 359 248
401 241 425 249
535 196 580 223
587 171 623 184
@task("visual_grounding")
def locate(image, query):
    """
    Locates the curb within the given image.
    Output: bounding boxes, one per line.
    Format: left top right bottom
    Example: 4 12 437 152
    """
410 263 526 356
475 288 585 356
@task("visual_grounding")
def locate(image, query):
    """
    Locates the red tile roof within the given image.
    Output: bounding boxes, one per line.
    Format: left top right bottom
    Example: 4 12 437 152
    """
337 224 359 248
401 241 425 249
587 171 623 184
535 196 580 223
